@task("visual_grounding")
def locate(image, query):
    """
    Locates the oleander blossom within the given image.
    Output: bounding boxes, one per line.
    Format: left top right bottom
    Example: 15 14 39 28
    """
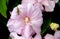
44 30 60 39
7 0 59 39
22 0 59 12
7 3 43 39
41 0 59 12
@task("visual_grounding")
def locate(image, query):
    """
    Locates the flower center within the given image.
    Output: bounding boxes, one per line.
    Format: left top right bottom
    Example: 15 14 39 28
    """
24 17 30 23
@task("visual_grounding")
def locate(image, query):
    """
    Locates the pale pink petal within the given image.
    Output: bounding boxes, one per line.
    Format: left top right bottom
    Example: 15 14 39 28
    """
42 0 49 6
44 34 54 39
22 0 37 4
10 32 25 39
30 18 43 34
38 0 42 3
41 0 58 12
54 30 60 39
10 32 19 39
30 8 43 34
53 0 59 3
31 5 42 19
7 19 15 32
10 7 19 19
7 18 25 34
23 24 35 38
44 1 55 12
34 34 42 39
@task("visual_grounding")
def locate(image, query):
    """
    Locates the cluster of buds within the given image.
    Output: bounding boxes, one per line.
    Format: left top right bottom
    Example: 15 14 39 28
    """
7 0 59 39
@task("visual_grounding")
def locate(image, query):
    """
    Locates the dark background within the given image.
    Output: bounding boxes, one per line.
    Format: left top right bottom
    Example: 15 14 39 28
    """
0 0 60 39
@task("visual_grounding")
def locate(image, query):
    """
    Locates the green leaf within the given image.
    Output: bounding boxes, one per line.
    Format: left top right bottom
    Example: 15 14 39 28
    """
0 0 8 18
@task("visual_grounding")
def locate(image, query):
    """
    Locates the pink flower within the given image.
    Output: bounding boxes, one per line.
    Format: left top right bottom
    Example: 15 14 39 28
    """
7 3 43 38
44 30 60 39
38 0 58 12
22 0 59 12
40 0 59 12
41 0 55 12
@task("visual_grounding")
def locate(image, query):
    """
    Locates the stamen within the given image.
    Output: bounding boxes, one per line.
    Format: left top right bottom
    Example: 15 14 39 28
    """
24 17 30 23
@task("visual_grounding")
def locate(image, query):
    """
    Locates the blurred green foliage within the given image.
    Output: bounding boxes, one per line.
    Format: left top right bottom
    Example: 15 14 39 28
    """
41 19 51 36
58 2 60 6
0 0 8 18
